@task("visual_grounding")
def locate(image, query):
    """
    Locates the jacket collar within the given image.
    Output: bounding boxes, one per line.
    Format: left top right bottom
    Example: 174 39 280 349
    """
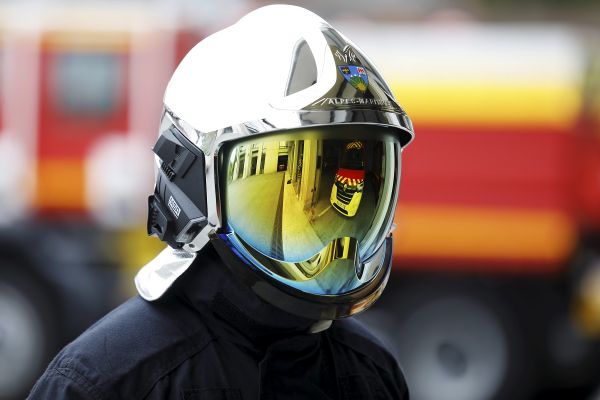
174 244 317 349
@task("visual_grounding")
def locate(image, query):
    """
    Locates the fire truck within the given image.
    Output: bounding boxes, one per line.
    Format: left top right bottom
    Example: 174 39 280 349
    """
341 22 600 399
330 141 366 217
0 4 204 399
1 4 599 399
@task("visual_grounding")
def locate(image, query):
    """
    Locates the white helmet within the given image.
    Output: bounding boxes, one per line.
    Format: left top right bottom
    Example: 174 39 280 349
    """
136 5 414 321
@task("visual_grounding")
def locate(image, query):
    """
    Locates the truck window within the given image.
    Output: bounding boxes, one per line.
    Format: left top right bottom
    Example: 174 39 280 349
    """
51 52 120 117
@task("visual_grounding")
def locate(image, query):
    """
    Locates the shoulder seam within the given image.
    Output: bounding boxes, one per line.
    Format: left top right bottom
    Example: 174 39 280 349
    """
47 366 105 400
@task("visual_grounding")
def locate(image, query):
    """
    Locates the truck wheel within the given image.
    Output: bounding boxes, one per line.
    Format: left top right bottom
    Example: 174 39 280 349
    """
0 267 57 400
387 287 531 400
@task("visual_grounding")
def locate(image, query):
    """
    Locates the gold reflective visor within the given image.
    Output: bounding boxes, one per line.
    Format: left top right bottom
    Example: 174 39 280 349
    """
220 126 400 292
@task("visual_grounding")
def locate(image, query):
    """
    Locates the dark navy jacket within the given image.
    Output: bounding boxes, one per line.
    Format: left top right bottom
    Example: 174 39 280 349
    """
28 245 408 400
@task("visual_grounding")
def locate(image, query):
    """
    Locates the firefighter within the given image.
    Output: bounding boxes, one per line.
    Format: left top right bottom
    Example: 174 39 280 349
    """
28 5 414 399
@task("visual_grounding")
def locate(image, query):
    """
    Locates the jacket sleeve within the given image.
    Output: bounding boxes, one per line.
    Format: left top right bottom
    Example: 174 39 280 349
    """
27 367 102 400
392 361 410 400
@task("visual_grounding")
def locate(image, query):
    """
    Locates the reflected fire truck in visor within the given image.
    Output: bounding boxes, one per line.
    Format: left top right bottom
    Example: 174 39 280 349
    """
330 141 365 216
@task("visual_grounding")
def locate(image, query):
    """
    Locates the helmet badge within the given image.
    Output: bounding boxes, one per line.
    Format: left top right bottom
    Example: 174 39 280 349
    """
335 46 369 93
338 65 369 92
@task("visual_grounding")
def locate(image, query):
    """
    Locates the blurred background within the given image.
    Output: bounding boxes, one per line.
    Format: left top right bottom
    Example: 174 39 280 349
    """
0 0 599 399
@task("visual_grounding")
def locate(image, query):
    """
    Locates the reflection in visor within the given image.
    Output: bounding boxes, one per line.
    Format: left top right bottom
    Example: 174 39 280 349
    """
223 129 399 289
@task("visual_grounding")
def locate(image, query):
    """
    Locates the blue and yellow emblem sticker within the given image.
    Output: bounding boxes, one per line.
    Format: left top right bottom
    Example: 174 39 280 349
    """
338 65 369 92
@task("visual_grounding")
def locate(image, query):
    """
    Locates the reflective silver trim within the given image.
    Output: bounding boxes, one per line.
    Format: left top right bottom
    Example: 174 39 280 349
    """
166 106 414 158
135 246 197 301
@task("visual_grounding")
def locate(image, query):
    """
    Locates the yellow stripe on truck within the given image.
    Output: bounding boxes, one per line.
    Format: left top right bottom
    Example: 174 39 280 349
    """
393 204 577 263
391 82 581 129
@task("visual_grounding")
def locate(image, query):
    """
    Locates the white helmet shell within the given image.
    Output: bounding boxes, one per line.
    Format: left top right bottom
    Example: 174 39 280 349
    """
164 4 412 155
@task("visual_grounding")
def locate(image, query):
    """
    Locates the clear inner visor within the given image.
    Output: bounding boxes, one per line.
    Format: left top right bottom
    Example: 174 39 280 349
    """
222 126 399 269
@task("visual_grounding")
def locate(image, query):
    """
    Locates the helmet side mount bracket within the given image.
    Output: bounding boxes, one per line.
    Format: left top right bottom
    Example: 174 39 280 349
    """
147 127 209 249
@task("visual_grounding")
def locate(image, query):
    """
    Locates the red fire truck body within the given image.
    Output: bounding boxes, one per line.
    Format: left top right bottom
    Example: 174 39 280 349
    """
340 22 600 400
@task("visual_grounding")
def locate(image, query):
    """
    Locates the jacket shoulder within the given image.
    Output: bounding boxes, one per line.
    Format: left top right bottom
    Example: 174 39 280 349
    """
33 295 215 400
329 317 396 367
328 318 409 398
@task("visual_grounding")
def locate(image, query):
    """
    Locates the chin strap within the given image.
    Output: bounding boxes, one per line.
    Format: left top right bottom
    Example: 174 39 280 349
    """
309 320 333 333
